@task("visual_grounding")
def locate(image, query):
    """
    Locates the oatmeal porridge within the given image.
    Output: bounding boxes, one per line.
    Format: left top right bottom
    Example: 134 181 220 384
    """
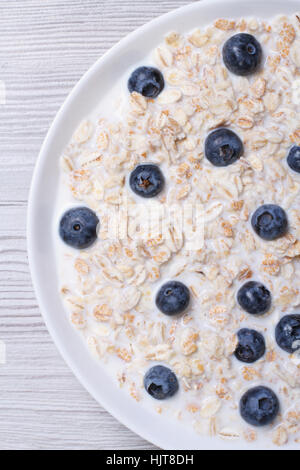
56 14 300 446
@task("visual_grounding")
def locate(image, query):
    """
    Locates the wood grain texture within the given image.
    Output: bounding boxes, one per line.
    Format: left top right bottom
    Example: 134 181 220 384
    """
0 0 196 450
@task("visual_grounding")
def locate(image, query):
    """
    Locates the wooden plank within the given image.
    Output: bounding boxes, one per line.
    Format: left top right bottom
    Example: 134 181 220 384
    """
0 0 194 449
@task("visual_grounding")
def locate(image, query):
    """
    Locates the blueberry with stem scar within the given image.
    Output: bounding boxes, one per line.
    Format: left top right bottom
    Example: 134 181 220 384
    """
223 33 262 76
156 281 190 316
237 281 271 316
234 328 266 363
129 165 165 198
128 66 165 98
240 386 279 426
59 207 99 249
275 314 300 353
144 365 179 400
251 204 288 241
205 128 243 167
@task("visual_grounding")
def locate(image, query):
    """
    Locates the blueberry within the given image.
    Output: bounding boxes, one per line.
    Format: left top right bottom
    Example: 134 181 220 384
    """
156 281 190 316
223 33 262 76
144 365 179 400
237 281 271 316
287 146 300 174
251 204 288 241
128 66 165 98
59 207 99 249
240 386 279 426
205 128 243 167
275 314 300 353
234 328 266 363
129 164 165 198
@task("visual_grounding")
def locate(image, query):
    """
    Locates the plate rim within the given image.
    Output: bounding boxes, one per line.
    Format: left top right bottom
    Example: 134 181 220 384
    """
27 0 300 450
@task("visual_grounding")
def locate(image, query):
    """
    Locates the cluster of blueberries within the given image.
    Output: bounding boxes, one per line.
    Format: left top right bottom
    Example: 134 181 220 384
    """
59 33 300 428
146 280 300 429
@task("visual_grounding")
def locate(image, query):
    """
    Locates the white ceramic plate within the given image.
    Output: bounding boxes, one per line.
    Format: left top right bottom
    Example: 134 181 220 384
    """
28 0 300 450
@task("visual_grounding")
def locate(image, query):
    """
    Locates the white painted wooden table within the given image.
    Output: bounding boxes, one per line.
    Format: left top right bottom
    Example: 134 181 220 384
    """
0 0 198 450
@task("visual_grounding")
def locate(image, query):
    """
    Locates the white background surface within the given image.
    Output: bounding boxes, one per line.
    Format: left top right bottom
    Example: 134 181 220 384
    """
0 0 194 450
